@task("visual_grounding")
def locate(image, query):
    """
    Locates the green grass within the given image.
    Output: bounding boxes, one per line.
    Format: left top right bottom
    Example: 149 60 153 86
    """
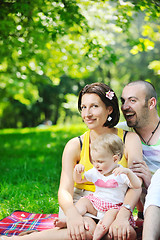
0 124 87 219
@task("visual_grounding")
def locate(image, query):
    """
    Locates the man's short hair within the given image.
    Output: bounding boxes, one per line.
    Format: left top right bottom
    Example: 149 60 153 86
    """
127 80 157 106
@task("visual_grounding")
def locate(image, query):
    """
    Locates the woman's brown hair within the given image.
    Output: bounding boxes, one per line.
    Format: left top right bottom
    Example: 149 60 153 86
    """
78 82 120 128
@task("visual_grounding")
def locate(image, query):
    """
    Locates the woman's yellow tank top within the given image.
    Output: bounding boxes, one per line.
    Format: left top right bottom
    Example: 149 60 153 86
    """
74 128 127 192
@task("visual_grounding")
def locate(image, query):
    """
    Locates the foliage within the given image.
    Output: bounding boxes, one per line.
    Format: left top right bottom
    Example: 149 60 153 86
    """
0 0 160 128
0 124 87 219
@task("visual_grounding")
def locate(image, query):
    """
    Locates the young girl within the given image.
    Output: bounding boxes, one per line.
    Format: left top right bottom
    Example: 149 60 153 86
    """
54 133 142 240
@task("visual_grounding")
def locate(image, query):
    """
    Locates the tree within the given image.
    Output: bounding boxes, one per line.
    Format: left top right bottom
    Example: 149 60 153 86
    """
0 0 159 127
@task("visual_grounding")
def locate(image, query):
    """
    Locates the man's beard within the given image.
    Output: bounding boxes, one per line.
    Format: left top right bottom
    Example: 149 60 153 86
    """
126 107 149 129
126 119 138 128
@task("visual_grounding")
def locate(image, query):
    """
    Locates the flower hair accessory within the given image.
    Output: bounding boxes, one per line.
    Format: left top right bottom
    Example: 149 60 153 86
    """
106 90 114 100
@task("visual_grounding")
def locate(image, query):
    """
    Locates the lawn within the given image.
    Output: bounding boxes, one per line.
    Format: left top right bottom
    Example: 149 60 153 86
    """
0 124 87 219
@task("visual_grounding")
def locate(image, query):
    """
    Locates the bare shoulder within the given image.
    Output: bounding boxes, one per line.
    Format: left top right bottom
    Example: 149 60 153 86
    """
63 135 83 162
125 131 141 143
66 135 83 149
123 131 142 165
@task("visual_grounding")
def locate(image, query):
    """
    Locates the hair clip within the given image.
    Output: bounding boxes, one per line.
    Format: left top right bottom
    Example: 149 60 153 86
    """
106 90 114 100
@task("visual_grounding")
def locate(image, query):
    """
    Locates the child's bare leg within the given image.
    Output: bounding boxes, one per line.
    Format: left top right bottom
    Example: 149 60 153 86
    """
75 197 97 216
93 209 119 240
53 217 67 228
54 197 97 228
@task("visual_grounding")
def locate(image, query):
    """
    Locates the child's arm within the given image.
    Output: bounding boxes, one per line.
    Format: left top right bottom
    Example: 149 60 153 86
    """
113 167 142 189
73 164 87 183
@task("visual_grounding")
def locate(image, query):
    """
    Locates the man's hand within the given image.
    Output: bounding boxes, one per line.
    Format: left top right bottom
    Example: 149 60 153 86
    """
129 161 151 188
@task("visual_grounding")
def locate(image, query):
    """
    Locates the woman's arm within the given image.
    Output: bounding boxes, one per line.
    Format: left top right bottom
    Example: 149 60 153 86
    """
58 137 87 240
124 131 143 187
127 131 151 188
109 131 143 240
109 188 142 240
58 137 79 212
124 131 143 167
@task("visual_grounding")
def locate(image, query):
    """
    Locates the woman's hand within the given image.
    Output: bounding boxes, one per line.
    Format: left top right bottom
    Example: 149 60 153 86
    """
66 207 88 240
108 201 137 240
130 160 151 188
108 217 131 240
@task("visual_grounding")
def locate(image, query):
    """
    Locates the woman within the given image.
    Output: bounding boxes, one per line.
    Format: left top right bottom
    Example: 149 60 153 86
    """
55 133 141 240
1 83 142 240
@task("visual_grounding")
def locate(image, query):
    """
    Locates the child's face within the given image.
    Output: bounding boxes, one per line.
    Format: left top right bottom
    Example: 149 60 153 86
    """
91 148 117 176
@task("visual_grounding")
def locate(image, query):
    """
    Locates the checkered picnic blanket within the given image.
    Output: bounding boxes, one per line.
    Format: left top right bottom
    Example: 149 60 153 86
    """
0 210 58 236
0 210 144 239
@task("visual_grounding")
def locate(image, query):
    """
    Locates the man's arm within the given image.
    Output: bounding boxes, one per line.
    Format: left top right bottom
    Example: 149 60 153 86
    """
143 205 160 240
143 169 160 240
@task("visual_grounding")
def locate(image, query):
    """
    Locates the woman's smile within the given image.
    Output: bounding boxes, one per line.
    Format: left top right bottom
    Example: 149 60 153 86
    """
81 93 109 129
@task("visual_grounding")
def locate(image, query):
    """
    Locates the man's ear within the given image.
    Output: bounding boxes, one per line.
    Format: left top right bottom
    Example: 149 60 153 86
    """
113 154 120 163
148 97 157 110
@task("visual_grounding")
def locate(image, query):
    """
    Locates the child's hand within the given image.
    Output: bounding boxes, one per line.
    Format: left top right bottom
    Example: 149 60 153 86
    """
74 164 85 174
113 166 129 176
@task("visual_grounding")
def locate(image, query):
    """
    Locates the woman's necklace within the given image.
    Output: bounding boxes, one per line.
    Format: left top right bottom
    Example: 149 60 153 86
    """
134 119 160 145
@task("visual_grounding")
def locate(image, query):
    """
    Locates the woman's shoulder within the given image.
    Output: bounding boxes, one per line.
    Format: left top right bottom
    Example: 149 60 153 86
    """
73 130 90 144
116 127 140 140
66 136 81 148
125 131 141 141
63 137 81 162
123 131 142 155
115 128 141 151
65 131 88 149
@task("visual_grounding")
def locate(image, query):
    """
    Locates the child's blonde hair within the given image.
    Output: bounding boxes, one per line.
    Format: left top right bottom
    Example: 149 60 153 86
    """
91 133 124 159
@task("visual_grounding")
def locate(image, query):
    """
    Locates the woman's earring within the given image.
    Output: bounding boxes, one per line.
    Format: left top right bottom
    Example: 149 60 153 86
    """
107 116 112 122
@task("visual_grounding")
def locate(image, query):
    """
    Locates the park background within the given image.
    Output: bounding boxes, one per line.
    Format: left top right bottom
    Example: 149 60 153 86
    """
0 0 160 219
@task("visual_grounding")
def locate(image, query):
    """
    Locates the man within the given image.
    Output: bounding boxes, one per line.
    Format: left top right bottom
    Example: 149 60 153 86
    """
143 168 160 240
119 80 160 187
118 80 160 238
